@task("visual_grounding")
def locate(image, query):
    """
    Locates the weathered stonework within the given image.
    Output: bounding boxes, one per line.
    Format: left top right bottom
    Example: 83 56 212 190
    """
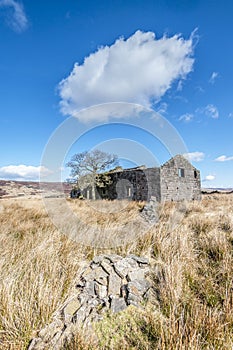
160 155 201 201
80 155 201 202
28 255 151 350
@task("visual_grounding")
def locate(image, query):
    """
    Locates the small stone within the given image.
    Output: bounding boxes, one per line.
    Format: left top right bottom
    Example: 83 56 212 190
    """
95 283 108 299
87 298 100 307
110 296 127 313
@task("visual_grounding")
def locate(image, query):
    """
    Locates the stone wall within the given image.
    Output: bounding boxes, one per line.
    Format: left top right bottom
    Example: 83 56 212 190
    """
97 167 161 202
160 155 201 202
79 155 201 203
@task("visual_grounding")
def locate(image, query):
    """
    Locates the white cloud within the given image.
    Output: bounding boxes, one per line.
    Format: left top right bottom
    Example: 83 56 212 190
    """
209 71 219 84
75 102 145 123
0 0 28 32
0 165 52 181
179 113 193 122
183 151 205 162
198 104 219 119
59 30 195 122
215 155 233 162
204 175 215 181
228 112 233 118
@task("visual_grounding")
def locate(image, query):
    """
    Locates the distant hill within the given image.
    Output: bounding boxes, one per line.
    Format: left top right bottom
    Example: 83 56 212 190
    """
202 188 233 194
0 180 72 199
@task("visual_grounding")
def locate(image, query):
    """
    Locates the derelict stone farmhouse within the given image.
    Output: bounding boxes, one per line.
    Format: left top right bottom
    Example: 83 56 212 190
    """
78 155 201 202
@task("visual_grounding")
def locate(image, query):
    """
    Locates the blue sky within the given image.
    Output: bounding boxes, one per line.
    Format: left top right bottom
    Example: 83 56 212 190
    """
0 0 233 187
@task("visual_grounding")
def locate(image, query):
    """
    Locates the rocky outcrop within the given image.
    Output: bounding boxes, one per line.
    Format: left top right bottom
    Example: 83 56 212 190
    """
28 254 151 350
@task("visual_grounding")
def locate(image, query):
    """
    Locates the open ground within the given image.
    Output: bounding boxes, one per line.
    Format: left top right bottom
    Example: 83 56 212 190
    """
0 194 233 349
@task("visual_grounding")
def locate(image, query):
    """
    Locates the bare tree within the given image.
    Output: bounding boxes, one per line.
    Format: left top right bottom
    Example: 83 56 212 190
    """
66 150 118 199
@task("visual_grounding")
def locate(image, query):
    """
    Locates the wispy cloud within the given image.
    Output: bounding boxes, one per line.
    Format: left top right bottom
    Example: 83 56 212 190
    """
156 102 168 115
195 85 205 93
197 104 219 119
215 155 233 162
179 113 194 122
0 165 52 181
177 80 183 91
0 0 28 32
228 112 233 118
59 30 196 122
184 151 205 162
209 71 219 84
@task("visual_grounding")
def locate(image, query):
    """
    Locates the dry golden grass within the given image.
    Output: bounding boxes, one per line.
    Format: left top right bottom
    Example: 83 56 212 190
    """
0 194 233 349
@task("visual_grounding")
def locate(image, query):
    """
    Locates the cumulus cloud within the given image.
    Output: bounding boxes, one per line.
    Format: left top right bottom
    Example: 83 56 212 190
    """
0 165 52 181
209 71 219 84
179 113 193 122
59 30 195 122
215 155 233 162
183 152 205 162
204 175 215 181
0 0 28 32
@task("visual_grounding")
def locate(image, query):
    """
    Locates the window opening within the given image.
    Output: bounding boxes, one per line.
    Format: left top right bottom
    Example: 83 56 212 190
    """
178 168 185 177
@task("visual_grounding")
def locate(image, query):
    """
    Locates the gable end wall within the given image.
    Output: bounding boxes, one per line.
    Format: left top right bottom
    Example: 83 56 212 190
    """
160 156 201 201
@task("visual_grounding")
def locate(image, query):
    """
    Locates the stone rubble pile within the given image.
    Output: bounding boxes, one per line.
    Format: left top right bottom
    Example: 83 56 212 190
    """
28 254 151 350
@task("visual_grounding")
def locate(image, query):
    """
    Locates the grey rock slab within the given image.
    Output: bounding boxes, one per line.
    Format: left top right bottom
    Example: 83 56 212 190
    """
127 268 148 282
83 281 96 297
127 279 151 296
63 298 81 319
108 271 122 295
110 296 127 313
95 283 108 299
127 292 142 305
100 260 113 275
93 266 109 285
114 258 138 278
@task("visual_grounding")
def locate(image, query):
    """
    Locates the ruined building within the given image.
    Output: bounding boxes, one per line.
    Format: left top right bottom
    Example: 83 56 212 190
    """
79 155 201 202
